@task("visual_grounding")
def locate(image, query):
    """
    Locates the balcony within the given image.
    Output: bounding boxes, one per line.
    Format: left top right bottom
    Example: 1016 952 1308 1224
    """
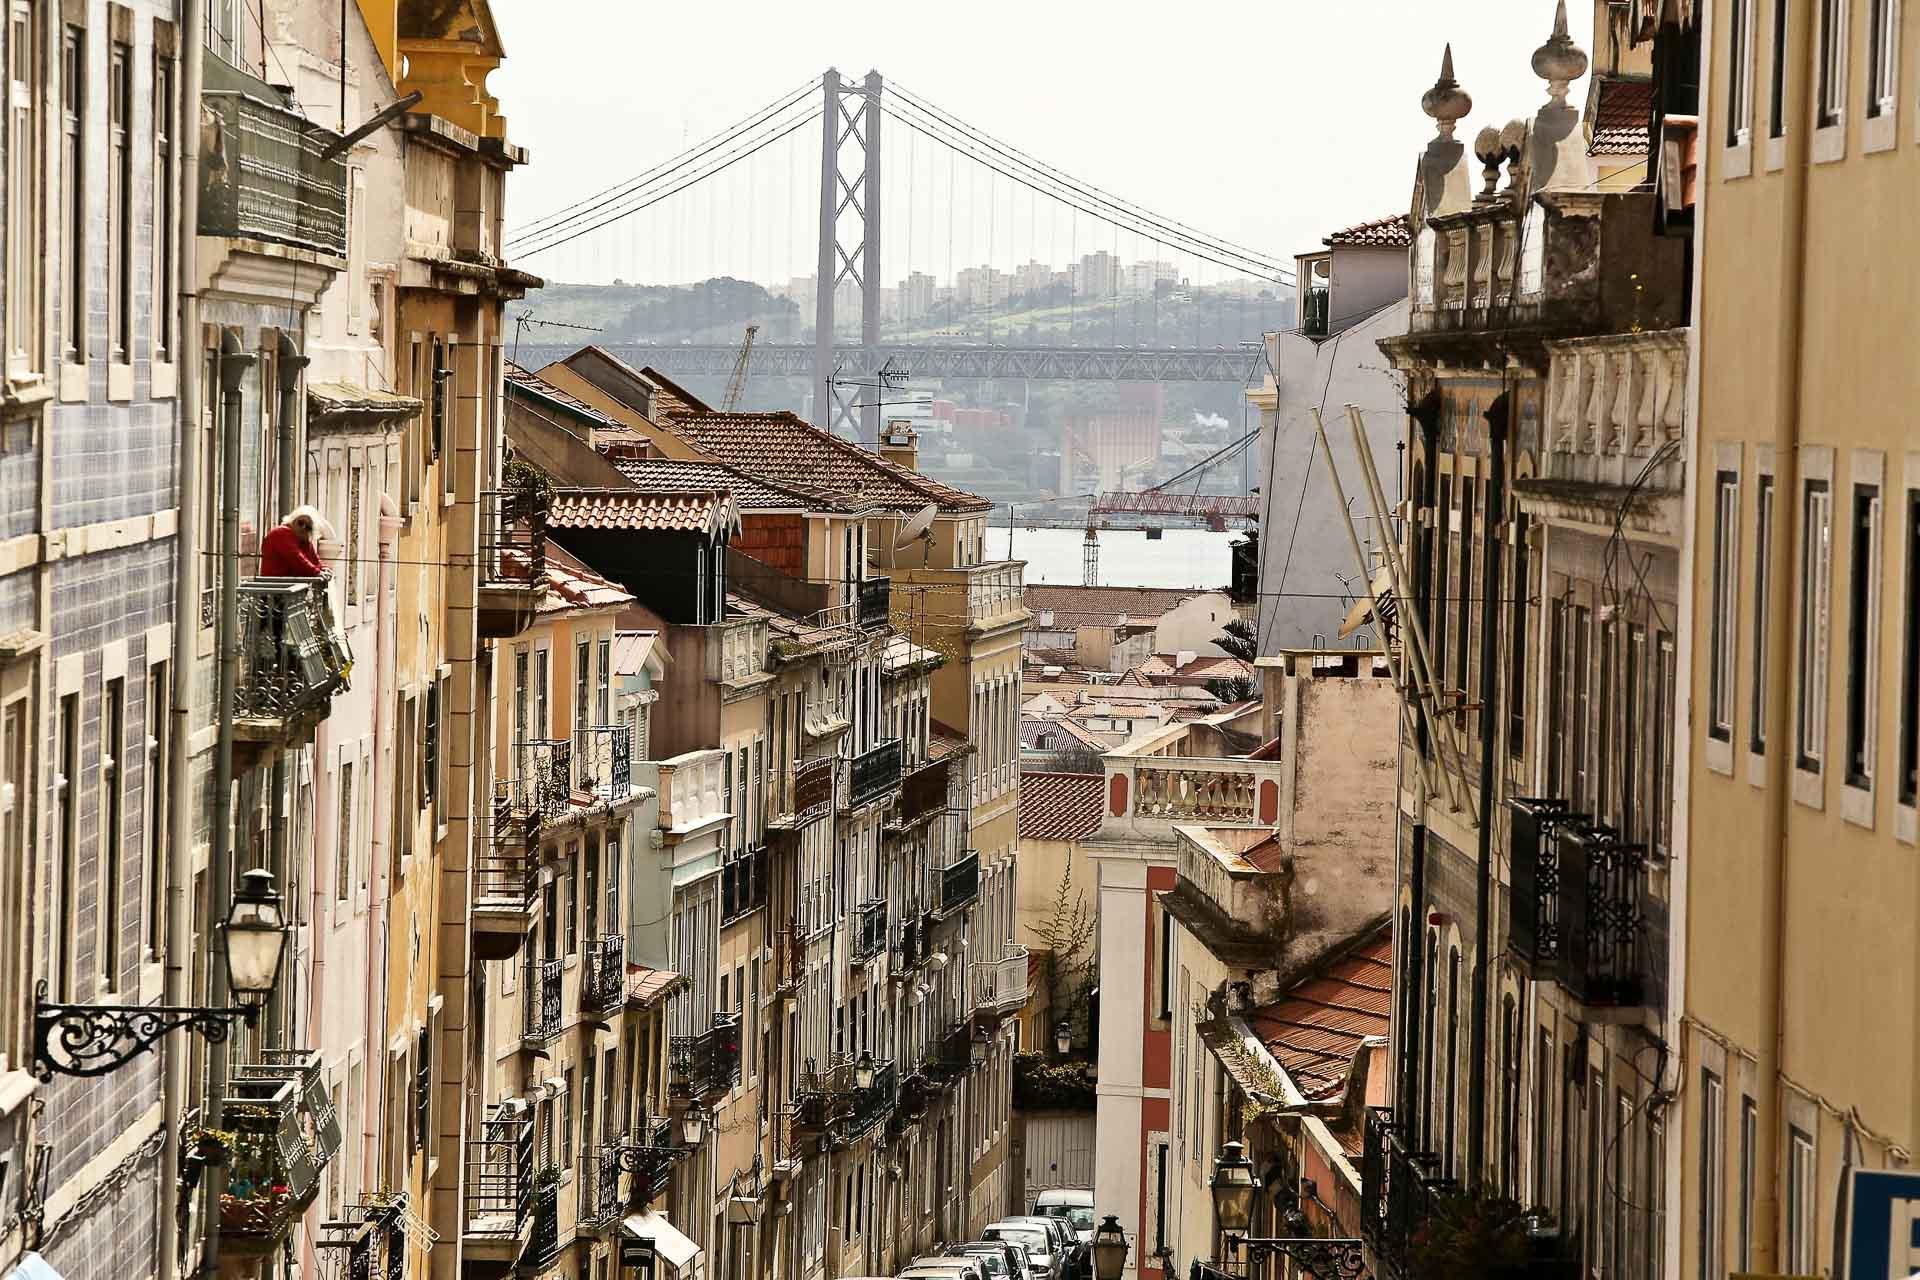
858 575 893 629
891 913 928 975
474 792 537 961
478 475 551 639
773 755 836 830
578 1143 624 1235
922 1023 975 1088
792 1058 898 1147
525 1178 560 1274
773 925 804 999
464 1103 534 1267
1535 329 1690 517
209 1051 342 1255
842 738 903 811
573 725 634 804
1098 723 1289 843
974 944 1030 1018
844 1059 897 1141
613 1114 681 1207
852 899 888 964
1506 799 1651 1014
890 756 950 831
504 740 572 830
938 851 980 918
721 847 769 926
582 933 626 1020
1360 1108 1448 1280
521 958 562 1046
889 559 1028 632
199 91 347 256
670 1013 741 1102
232 578 351 750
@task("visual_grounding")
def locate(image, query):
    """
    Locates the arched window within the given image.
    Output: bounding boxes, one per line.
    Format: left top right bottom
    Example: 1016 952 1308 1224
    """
1444 945 1461 1177
1422 930 1440 1149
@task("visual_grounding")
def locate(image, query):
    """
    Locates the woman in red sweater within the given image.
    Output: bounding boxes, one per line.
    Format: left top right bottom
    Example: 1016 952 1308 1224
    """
260 506 328 578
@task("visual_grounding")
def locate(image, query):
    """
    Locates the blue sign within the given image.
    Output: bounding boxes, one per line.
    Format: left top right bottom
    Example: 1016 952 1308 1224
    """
1844 1168 1920 1280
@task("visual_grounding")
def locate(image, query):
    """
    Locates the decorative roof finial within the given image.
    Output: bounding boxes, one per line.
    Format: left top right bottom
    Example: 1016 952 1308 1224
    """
1474 126 1506 201
1532 0 1589 103
1421 44 1473 138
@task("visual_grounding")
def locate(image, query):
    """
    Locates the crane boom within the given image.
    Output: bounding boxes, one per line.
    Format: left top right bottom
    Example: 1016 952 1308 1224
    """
721 324 759 411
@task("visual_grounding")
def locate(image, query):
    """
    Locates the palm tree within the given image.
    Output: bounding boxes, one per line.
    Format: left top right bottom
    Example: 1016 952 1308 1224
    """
1216 616 1257 662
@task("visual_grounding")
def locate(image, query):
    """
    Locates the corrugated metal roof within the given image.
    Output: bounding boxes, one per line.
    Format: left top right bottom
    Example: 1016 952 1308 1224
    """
1245 932 1394 1101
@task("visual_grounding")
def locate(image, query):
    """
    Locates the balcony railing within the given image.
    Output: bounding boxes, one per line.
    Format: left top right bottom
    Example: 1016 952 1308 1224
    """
974 944 1030 1017
475 791 537 960
1360 1107 1448 1280
845 1059 898 1141
922 1024 974 1087
793 1060 855 1140
481 481 551 589
521 958 562 1044
233 578 351 732
526 1177 560 1273
892 913 928 974
773 925 804 997
890 560 1026 627
842 738 903 810
505 740 572 828
939 851 980 917
612 1115 681 1207
721 847 769 925
670 1012 741 1101
579 1142 624 1234
782 755 836 826
893 757 950 829
211 1052 342 1250
1506 799 1649 1009
582 933 626 1018
1134 765 1259 821
574 725 633 801
199 91 347 255
464 1102 533 1241
852 899 888 964
858 575 892 629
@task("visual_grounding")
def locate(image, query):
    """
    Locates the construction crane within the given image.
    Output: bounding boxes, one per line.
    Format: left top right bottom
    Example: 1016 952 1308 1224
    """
721 324 759 411
1088 490 1260 531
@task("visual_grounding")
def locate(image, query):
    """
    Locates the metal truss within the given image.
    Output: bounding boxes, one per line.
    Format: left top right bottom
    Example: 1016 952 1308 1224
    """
513 342 1264 386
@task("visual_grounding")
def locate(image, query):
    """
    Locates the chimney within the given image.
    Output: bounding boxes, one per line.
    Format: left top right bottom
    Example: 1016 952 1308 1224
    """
879 419 919 472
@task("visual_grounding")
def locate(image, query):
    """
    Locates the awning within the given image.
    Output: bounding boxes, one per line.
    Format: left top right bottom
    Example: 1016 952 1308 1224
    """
306 380 423 429
622 1211 703 1272
6 1253 68 1280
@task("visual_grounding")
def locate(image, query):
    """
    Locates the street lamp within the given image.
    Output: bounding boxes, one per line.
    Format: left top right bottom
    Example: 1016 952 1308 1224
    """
1090 1214 1129 1280
1053 1020 1073 1058
1208 1140 1259 1234
969 1025 990 1067
1206 1139 1367 1280
676 1108 707 1147
854 1050 876 1091
34 869 291 1079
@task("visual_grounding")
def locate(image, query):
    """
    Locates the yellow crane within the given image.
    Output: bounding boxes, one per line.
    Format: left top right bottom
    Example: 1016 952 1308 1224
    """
721 324 759 411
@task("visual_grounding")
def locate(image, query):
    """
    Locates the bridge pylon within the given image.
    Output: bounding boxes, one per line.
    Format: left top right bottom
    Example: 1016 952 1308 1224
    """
815 68 883 441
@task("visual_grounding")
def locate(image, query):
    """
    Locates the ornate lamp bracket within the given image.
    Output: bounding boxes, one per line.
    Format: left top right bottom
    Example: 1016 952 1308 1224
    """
32 980 258 1080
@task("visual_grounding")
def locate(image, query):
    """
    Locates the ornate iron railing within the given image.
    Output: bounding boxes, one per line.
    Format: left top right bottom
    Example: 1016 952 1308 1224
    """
1506 797 1572 973
504 739 572 828
234 577 351 726
481 479 550 588
1360 1107 1449 1280
789 755 836 824
578 1142 624 1233
525 1177 560 1272
857 575 892 629
892 913 927 973
940 851 980 916
611 1114 681 1206
199 91 347 254
575 724 633 800
463 1102 533 1239
843 1059 897 1141
975 944 1030 1016
843 738 903 810
923 1023 974 1086
1506 800 1648 1008
521 958 562 1044
670 1012 742 1100
894 756 950 828
582 934 626 1017
476 789 537 912
217 1053 343 1245
852 899 888 964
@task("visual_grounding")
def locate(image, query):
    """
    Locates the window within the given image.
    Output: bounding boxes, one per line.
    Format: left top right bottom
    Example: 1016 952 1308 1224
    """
1444 947 1460 1178
1752 476 1776 754
596 637 611 725
1548 600 1567 795
153 41 176 361
100 679 125 991
1816 0 1847 127
560 1067 575 1165
1786 1124 1816 1273
336 760 354 901
1699 1070 1725 1280
1433 477 1453 684
1653 634 1677 858
535 649 550 737
1421 931 1438 1149
1499 995 1519 1196
1729 0 1756 144
1598 621 1618 822
422 682 439 818
1901 491 1920 808
7 0 43 376
56 693 78 999
1155 905 1172 1019
1533 1027 1554 1210
1797 480 1833 773
514 650 529 744
1570 606 1592 810
146 663 168 958
60 23 84 364
108 41 131 362
1867 0 1898 115
1710 471 1740 742
1770 0 1791 139
1458 477 1476 707
1736 1097 1757 1270
575 638 590 786
1509 510 1530 758
430 339 447 460
1846 483 1882 790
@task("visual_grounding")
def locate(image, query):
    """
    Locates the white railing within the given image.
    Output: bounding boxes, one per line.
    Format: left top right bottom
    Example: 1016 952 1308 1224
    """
974 944 1029 1014
1543 330 1689 483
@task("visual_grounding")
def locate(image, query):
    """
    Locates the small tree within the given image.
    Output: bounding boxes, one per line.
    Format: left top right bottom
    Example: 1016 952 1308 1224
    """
1024 858 1097 1055
1216 616 1258 662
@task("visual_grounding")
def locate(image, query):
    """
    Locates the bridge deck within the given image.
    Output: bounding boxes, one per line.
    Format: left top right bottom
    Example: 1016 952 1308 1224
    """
512 342 1265 384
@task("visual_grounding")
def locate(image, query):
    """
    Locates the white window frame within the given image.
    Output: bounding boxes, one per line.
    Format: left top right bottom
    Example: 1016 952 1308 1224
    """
1699 1068 1726 1280
1726 0 1757 174
1812 0 1849 160
1794 448 1836 808
1897 455 1920 845
1749 450 1778 782
1786 1120 1817 1273
1708 461 1741 764
1864 0 1900 152
1842 452 1886 827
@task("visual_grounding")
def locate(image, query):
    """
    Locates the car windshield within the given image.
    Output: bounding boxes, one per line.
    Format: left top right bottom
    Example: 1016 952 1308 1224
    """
960 1252 1008 1276
1063 1206 1095 1230
986 1227 1050 1255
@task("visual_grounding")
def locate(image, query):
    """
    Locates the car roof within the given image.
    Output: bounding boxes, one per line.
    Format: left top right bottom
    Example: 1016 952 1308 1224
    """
1036 1189 1094 1203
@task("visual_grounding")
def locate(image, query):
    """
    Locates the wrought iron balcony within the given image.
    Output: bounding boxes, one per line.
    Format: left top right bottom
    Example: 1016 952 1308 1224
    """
232 578 351 742
504 739 572 829
582 934 626 1019
574 724 633 802
721 847 768 925
844 1059 897 1141
939 851 980 917
479 476 551 639
857 575 892 629
892 756 951 830
842 738 903 811
891 913 928 975
525 1176 560 1274
778 755 836 827
974 944 1030 1018
852 899 888 964
792 1061 855 1140
610 1114 681 1207
463 1102 534 1249
670 1012 741 1102
922 1023 975 1087
1360 1107 1449 1280
521 958 562 1045
474 790 538 962
211 1051 343 1253
773 925 804 998
1506 799 1650 1010
199 91 347 255
578 1143 624 1235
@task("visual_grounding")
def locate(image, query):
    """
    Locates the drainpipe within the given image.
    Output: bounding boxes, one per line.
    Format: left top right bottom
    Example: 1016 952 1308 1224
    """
159 0 205 1273
1465 390 1509 1188
201 329 256 1280
367 498 400 1201
267 334 307 1045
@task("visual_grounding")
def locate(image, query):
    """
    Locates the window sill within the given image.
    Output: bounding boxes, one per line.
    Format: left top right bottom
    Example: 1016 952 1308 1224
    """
1705 735 1734 777
1747 749 1768 788
1840 782 1875 829
1811 122 1846 164
58 363 88 402
1895 803 1916 846
107 362 133 402
1863 110 1898 154
1722 140 1753 179
1765 135 1788 171
1791 766 1825 811
151 360 177 400
2 375 53 413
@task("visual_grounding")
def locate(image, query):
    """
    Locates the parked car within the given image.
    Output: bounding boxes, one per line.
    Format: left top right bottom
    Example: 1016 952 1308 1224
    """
1001 1215 1086 1280
1032 1188 1096 1244
982 1221 1059 1279
900 1255 991 1280
953 1239 1029 1277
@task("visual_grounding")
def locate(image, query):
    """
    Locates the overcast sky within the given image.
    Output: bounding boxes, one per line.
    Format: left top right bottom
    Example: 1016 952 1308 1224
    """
488 1 1594 290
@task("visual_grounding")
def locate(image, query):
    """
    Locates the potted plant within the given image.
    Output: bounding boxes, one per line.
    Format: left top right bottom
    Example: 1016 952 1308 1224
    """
1407 1192 1561 1280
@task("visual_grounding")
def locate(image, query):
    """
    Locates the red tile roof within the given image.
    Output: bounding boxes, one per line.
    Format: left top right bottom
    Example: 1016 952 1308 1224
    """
929 719 975 761
1589 76 1654 157
535 542 635 614
1016 771 1106 842
549 488 736 536
1025 583 1226 628
611 456 866 513
1323 215 1411 248
1245 931 1394 1101
670 410 992 514
626 964 688 1007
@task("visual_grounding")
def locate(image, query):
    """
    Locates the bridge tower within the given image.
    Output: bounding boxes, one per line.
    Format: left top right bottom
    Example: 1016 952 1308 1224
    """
815 69 883 441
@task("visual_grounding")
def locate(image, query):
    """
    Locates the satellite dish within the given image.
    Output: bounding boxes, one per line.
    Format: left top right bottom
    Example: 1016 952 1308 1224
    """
895 503 937 550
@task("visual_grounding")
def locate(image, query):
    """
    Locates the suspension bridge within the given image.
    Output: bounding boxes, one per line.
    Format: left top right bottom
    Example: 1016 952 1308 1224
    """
506 70 1295 443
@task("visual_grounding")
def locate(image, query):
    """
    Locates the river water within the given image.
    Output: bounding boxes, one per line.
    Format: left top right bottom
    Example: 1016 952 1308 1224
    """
998 525 1237 590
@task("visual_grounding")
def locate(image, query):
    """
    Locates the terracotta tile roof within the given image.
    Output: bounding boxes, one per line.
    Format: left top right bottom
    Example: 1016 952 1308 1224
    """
506 360 624 430
637 367 713 421
1245 931 1394 1102
668 410 993 514
1323 214 1411 248
626 964 688 1007
549 488 738 536
610 457 867 513
1589 76 1655 157
1025 583 1225 628
1016 772 1106 842
929 718 974 761
535 541 635 614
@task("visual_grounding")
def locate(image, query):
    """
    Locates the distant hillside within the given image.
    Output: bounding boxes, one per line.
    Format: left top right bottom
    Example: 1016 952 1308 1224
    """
510 279 801 346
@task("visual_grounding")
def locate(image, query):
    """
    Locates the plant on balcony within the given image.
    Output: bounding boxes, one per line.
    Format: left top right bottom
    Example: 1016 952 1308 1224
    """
1407 1192 1556 1280
1011 1053 1096 1112
502 457 555 507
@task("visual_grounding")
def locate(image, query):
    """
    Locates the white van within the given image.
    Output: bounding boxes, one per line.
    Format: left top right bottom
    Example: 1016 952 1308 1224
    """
1032 1188 1096 1244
